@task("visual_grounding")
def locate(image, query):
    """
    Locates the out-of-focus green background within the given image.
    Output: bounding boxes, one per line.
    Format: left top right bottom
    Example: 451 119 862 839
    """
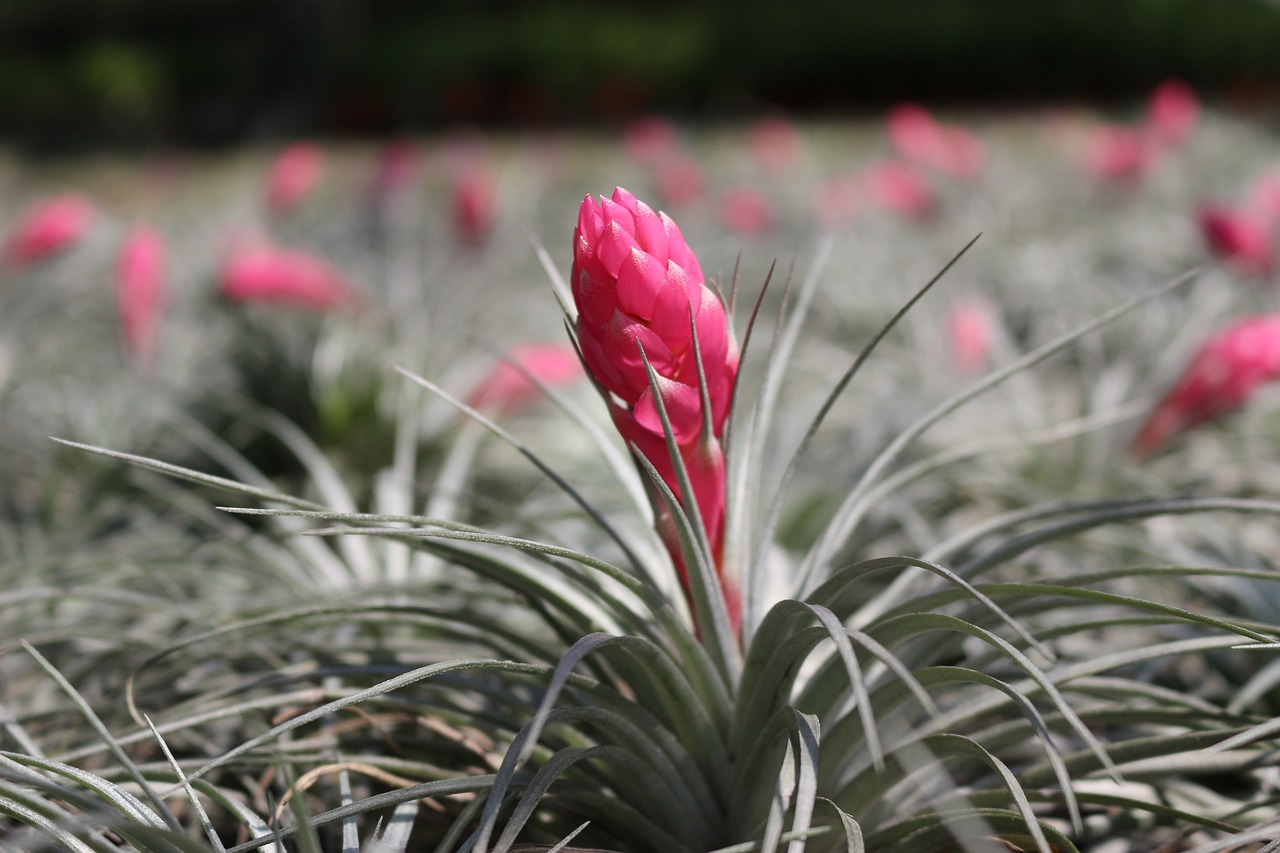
4 0 1280 150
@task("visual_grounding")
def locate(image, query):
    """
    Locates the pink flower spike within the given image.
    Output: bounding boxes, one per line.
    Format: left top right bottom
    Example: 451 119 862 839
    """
656 156 706 208
750 115 802 173
1081 124 1154 183
4 194 95 270
1132 313 1280 457
219 241 359 312
570 187 739 634
265 143 324 214
862 161 936 220
466 342 583 416
718 185 773 234
1247 171 1280 226
1198 203 1274 277
1146 79 1199 148
369 138 421 204
887 103 986 179
947 298 995 376
623 115 678 165
452 170 496 247
811 173 860 228
115 225 166 369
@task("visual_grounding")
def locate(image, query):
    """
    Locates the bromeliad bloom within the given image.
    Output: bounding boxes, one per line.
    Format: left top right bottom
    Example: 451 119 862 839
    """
219 241 358 312
451 170 496 247
1081 124 1154 183
861 161 937 220
887 103 986 179
4 194 95 270
115 225 166 369
1146 79 1199 148
1197 202 1274 277
718 185 773 235
1132 313 1280 457
265 143 324 214
571 187 739 629
947 297 995 376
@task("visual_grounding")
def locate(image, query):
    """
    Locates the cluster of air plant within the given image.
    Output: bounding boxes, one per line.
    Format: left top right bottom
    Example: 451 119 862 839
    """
7 166 1280 853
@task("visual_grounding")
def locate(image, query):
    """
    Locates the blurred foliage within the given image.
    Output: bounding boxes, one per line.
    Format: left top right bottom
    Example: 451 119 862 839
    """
2 0 1280 148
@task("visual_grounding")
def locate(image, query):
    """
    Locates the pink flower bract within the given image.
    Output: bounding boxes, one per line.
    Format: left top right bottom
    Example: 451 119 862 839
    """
265 143 325 214
466 342 583 415
718 186 773 234
115 225 167 368
1133 314 1280 457
452 170 496 247
948 298 995 375
1198 203 1274 277
887 103 986 179
219 242 358 312
655 156 706 208
862 161 936 220
1082 125 1154 183
750 115 803 173
4 194 95 270
1146 79 1199 148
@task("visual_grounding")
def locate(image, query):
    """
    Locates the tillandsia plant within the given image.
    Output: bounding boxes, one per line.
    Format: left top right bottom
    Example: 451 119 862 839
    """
14 185 1280 853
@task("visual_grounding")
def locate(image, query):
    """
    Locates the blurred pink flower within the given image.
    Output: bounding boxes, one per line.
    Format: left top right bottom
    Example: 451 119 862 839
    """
623 115 678 165
948 298 994 375
572 187 738 629
4 194 95 270
1247 171 1280 226
655 156 706 208
265 143 324 214
115 225 166 368
811 173 860 228
451 170 497 246
369 138 421 204
1081 125 1154 182
862 161 936 220
1132 313 1280 457
1197 203 1274 277
750 115 802 173
1146 79 1199 148
466 342 583 415
219 241 358 311
718 185 773 234
887 103 985 179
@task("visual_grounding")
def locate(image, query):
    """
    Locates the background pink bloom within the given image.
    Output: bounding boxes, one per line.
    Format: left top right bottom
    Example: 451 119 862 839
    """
654 156 706 208
4 194 95 270
862 161 936 219
1146 79 1199 148
750 115 802 173
718 185 773 234
265 143 325 214
947 298 995 375
811 173 860 228
1132 314 1280 457
115 225 166 368
1197 202 1274 276
466 342 583 415
219 242 358 311
887 103 985 179
452 170 496 246
622 115 678 166
369 138 421 205
1081 125 1154 182
1247 171 1280 225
